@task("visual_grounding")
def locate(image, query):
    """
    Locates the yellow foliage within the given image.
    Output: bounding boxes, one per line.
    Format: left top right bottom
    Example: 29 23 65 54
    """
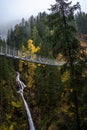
0 125 8 130
22 52 26 58
11 101 21 108
18 50 21 56
6 114 12 120
27 63 36 88
28 62 36 69
22 45 27 58
61 104 69 113
9 125 14 130
28 39 40 53
22 45 26 51
19 60 23 72
61 71 70 83
18 39 40 88
70 88 73 93
38 64 41 66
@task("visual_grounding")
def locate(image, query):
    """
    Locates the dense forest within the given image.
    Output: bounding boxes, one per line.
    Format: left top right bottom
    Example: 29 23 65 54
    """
0 0 87 130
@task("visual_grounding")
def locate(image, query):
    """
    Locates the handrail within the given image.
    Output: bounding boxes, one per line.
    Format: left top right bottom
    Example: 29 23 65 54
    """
0 45 65 66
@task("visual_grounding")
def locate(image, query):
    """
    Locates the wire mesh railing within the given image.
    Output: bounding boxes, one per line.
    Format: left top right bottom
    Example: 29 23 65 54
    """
0 44 65 66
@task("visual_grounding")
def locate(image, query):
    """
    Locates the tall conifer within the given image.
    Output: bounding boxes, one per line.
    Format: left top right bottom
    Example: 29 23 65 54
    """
48 0 81 129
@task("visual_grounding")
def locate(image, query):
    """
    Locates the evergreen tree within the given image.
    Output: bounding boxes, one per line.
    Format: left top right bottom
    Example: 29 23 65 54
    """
35 65 62 129
48 0 81 130
28 15 35 39
75 12 87 34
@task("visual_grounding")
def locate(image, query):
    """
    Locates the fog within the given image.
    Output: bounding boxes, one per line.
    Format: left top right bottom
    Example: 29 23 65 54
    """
0 0 87 39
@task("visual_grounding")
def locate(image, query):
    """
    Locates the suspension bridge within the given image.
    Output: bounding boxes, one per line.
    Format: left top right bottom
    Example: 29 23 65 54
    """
0 44 65 66
0 45 65 129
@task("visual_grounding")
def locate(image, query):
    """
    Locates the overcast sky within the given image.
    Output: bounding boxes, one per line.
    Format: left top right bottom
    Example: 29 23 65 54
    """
0 0 87 25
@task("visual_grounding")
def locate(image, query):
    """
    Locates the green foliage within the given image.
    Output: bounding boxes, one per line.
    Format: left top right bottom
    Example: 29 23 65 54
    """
0 2 87 130
75 12 87 34
47 0 87 130
35 65 62 129
47 0 80 59
6 12 53 58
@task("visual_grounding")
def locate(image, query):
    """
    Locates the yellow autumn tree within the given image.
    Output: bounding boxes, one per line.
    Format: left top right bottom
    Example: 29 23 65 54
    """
28 39 40 53
18 39 40 89
27 39 40 88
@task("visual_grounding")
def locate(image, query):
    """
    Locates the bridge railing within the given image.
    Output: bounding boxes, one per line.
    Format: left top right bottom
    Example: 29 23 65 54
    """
0 44 65 66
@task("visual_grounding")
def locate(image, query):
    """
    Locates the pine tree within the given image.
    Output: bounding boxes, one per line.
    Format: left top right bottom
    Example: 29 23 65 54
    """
48 0 81 129
75 12 87 34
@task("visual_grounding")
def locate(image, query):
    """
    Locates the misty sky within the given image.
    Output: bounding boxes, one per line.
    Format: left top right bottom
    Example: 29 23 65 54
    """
0 0 87 25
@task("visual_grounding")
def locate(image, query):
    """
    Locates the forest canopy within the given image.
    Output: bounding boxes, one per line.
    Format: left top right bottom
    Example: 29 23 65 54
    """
0 0 87 130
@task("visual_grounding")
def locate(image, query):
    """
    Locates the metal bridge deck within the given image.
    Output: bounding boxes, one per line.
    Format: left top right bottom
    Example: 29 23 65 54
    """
0 45 65 66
